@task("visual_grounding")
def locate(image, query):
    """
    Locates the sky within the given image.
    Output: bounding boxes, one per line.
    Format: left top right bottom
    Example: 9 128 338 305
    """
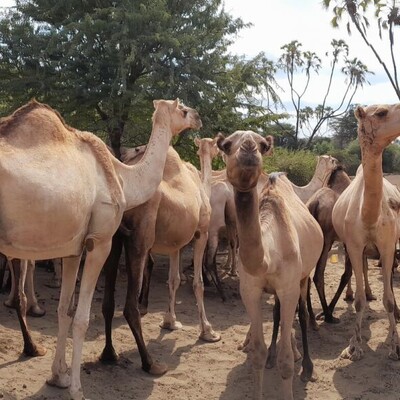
223 0 400 110
1 0 399 112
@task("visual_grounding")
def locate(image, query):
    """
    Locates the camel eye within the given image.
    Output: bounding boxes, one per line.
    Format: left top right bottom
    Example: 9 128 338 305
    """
375 109 388 118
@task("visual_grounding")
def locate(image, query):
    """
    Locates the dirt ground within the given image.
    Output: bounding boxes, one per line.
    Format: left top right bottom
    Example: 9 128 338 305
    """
1 245 400 400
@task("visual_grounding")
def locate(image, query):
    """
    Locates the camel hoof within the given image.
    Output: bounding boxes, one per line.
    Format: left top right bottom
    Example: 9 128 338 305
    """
45 279 61 289
4 298 16 309
309 318 320 331
388 347 400 361
340 345 363 361
24 343 47 357
139 304 148 316
46 373 70 389
228 270 238 277
146 362 168 376
344 294 354 302
366 293 377 301
70 388 85 400
300 367 317 383
266 354 276 369
316 312 340 324
160 319 182 331
99 346 118 364
27 304 46 317
199 330 221 343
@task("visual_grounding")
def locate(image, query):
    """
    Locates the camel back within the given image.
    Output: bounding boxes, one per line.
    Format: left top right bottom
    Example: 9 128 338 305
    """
0 100 121 200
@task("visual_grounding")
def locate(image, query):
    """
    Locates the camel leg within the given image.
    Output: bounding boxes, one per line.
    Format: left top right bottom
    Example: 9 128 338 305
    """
299 278 316 382
192 231 221 342
276 288 299 400
69 241 112 400
380 249 400 360
122 235 167 375
100 232 124 363
266 295 280 368
327 250 352 316
314 242 340 323
306 277 319 331
4 260 15 308
239 270 266 400
340 246 366 361
0 253 7 292
25 261 46 317
47 255 81 389
363 255 376 301
12 259 46 357
160 251 182 330
139 253 154 316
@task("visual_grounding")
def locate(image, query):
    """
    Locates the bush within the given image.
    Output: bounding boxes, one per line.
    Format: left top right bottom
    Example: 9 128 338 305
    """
263 147 318 186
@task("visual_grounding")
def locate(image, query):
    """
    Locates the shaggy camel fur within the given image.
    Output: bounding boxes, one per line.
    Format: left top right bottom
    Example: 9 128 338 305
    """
217 130 323 400
100 138 220 370
0 98 201 400
332 104 400 361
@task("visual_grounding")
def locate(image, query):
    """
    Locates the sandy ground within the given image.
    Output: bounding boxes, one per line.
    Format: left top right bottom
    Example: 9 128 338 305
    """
1 246 400 400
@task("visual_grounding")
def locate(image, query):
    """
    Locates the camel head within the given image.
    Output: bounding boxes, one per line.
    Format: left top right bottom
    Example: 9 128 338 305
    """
355 103 400 152
315 155 339 185
152 99 202 135
194 137 219 159
217 130 273 192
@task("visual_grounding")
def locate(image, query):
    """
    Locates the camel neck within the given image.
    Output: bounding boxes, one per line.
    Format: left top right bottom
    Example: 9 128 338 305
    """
234 188 265 275
361 149 383 227
199 152 213 198
117 118 172 211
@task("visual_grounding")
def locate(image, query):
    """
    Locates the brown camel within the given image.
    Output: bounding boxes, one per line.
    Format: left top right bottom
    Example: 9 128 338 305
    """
332 103 400 362
0 98 201 400
100 137 220 370
216 130 323 400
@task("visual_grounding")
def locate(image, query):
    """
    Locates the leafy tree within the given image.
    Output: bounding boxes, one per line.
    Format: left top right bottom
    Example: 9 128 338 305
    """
323 0 400 100
329 104 359 148
278 39 371 149
0 0 280 159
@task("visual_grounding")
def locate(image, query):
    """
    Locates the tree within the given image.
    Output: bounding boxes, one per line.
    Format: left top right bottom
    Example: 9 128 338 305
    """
329 104 359 148
323 0 400 100
278 39 371 149
0 0 281 159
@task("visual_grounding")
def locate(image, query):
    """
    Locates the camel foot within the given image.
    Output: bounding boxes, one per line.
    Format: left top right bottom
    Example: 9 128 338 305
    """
266 351 276 369
228 270 238 277
388 346 400 361
199 329 221 343
300 359 317 383
145 361 168 376
160 319 182 331
23 342 47 357
180 274 187 285
46 372 70 389
343 294 354 302
316 312 340 324
366 293 377 301
4 298 16 309
308 317 319 331
44 279 61 289
99 346 118 364
70 388 85 400
340 345 363 361
27 304 46 317
394 309 400 323
139 304 148 317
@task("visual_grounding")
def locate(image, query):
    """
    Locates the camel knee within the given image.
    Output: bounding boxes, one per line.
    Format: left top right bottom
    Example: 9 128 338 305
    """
277 353 294 380
72 316 90 337
384 297 395 313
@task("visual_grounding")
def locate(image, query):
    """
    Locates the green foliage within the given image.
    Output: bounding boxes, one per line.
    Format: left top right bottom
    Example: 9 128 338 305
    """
263 147 318 186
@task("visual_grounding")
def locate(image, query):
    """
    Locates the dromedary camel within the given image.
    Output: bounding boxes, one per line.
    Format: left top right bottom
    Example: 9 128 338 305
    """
0 98 201 400
216 130 323 400
332 103 400 361
100 136 220 368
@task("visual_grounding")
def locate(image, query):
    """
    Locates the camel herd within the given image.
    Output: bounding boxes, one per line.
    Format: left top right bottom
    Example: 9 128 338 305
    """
1 99 400 400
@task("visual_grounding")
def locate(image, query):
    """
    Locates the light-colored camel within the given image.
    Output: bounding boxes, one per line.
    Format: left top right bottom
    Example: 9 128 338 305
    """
0 98 201 400
332 103 400 362
100 137 220 368
216 130 323 400
291 154 338 203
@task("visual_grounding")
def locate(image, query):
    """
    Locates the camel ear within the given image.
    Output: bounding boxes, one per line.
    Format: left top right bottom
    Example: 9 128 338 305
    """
173 98 179 108
153 100 160 109
261 135 274 156
354 106 366 120
216 132 231 154
194 137 201 147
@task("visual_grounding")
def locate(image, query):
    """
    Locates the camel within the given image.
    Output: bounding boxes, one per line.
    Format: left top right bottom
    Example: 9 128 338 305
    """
332 103 400 362
204 154 337 296
100 136 220 369
0 98 201 400
216 130 323 400
291 154 338 203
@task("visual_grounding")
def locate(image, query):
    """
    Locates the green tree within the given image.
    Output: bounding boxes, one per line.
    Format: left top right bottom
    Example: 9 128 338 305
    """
0 0 280 159
278 39 371 149
329 104 359 148
323 0 400 100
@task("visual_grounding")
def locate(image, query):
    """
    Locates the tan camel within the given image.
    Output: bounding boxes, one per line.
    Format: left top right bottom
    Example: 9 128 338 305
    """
291 155 338 203
332 103 400 362
0 98 201 400
217 130 323 400
100 137 220 368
